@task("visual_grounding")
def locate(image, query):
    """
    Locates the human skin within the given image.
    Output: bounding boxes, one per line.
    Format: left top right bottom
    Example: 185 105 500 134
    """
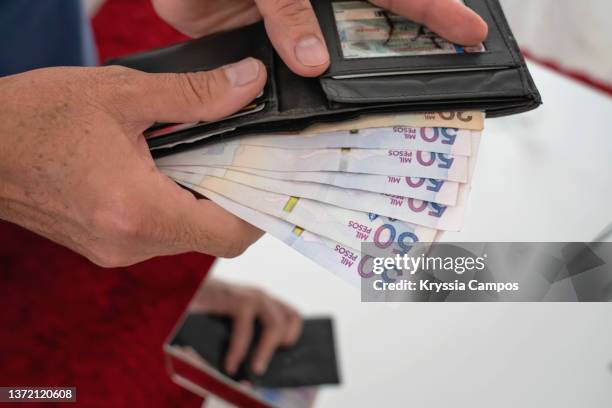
0 59 266 267
153 0 489 77
0 0 488 267
0 0 488 376
190 279 303 374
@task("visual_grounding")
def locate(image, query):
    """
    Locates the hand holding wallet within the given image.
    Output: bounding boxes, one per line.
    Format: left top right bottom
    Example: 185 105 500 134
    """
108 0 541 152
170 314 340 388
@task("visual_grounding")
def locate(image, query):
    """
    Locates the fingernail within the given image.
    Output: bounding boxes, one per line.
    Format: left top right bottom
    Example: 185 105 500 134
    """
224 58 260 87
295 35 329 67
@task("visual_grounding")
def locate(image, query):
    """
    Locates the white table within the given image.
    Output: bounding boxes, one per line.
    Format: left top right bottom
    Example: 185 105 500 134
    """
210 63 612 408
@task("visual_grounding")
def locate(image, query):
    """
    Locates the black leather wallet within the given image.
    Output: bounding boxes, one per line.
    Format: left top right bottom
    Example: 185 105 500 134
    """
108 0 541 151
171 314 340 388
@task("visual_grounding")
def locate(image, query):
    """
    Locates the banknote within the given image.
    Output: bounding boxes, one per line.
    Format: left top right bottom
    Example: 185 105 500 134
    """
166 170 465 230
237 127 475 156
156 143 468 182
162 132 481 231
162 165 460 205
305 111 484 133
152 112 484 150
191 186 366 287
190 187 443 290
333 1 484 61
165 169 438 247
167 165 460 213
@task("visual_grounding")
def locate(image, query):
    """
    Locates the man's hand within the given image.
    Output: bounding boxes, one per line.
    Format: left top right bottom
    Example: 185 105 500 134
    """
153 0 489 78
189 279 303 375
0 58 267 267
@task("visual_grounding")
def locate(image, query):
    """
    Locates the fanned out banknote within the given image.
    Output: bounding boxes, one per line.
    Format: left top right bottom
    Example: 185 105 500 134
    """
166 169 438 251
225 127 475 156
156 143 470 182
182 186 367 286
162 165 460 206
163 165 461 205
304 111 483 132
158 111 484 287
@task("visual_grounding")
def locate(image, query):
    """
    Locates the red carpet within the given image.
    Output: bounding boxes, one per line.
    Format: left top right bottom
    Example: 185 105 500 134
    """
0 1 213 407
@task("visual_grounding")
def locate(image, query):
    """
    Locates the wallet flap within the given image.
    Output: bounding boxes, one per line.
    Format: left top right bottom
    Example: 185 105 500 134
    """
106 22 273 73
320 67 528 104
107 23 283 150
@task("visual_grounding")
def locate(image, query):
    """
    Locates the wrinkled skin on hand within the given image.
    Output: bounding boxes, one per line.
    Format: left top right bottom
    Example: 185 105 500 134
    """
0 59 266 267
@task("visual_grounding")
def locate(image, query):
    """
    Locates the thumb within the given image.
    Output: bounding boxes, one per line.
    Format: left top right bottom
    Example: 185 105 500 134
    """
134 169 264 260
255 0 330 77
117 57 267 125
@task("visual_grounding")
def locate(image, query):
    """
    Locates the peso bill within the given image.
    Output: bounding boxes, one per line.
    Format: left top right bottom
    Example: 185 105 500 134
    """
164 170 438 249
156 143 469 182
166 164 460 209
305 111 484 133
188 186 366 286
161 132 481 231
236 127 474 156
166 170 466 231
161 165 460 206
152 112 483 151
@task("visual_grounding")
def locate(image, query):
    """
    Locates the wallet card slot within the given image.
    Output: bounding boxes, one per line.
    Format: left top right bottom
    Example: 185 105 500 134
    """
312 0 518 79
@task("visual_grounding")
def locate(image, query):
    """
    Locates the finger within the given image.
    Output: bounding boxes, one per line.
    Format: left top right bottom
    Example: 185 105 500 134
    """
158 169 264 258
251 298 287 374
225 306 256 375
255 0 330 77
179 196 265 258
274 299 303 346
153 0 262 37
370 0 488 45
111 57 267 126
147 173 264 258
